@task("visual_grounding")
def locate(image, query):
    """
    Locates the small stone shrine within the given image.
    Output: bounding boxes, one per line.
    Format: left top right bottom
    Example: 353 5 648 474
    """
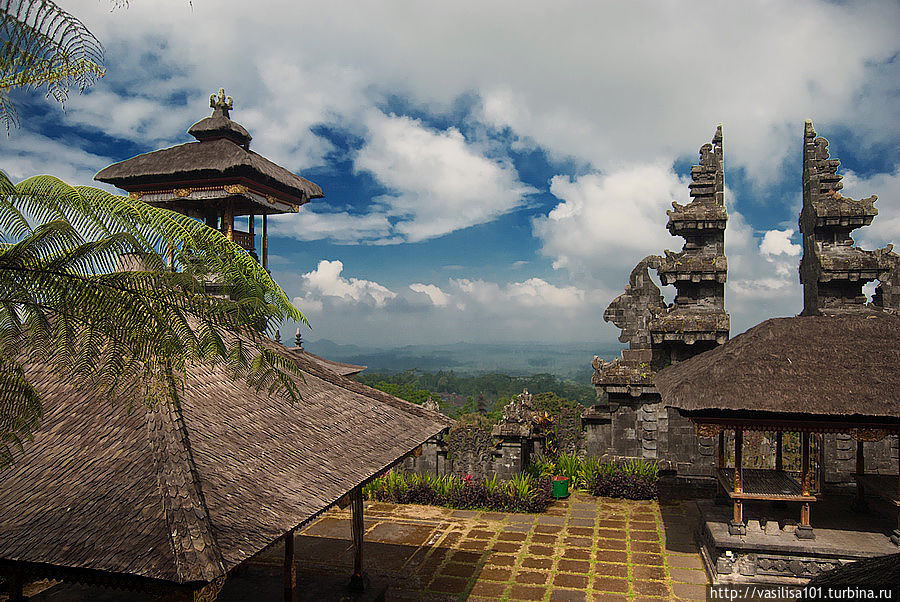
588 126 729 477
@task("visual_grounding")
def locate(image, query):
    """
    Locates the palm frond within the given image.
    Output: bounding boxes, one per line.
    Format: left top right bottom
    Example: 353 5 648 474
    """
0 172 310 465
0 0 105 129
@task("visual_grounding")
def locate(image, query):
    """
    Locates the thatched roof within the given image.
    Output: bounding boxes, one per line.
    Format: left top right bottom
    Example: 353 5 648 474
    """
95 137 323 203
284 347 366 377
656 314 900 419
807 553 900 587
0 344 450 585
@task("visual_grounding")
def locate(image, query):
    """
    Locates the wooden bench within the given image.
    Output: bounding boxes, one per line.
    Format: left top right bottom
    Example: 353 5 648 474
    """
717 468 816 501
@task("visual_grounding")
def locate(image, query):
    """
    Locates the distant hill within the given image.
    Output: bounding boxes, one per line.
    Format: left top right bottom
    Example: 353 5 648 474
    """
304 340 623 382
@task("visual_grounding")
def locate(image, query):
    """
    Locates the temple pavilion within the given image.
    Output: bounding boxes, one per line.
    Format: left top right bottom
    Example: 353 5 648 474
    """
95 88 322 271
656 121 900 585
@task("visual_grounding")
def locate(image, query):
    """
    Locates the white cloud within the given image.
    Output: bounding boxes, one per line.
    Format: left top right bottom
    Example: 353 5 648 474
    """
353 112 534 243
269 209 391 244
760 229 801 257
409 283 451 307
297 259 396 306
841 169 900 251
290 261 604 345
533 165 687 282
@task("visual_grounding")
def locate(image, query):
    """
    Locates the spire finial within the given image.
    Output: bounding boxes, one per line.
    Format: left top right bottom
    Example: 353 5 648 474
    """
210 88 233 118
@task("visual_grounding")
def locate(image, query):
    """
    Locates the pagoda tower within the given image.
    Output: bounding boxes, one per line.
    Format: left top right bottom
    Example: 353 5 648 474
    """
96 89 323 271
799 120 899 314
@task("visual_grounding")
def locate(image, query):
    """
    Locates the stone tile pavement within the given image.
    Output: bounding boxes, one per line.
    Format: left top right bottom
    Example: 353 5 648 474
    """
255 492 711 601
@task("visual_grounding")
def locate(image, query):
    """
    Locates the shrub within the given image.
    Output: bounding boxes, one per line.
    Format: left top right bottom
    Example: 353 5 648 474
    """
585 459 658 500
364 470 554 513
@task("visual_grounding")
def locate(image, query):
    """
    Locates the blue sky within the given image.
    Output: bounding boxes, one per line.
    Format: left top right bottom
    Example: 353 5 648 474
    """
6 0 899 349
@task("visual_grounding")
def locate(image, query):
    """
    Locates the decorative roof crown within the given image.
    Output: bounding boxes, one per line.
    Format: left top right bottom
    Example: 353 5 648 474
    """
210 88 233 119
188 87 251 147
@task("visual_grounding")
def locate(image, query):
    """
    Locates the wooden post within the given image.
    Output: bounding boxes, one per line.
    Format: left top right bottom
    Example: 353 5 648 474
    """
262 214 269 272
894 439 900 545
8 566 24 602
717 431 725 469
284 528 296 602
775 432 783 471
729 428 746 535
224 206 234 241
800 431 811 497
349 486 365 591
854 439 867 510
796 431 815 539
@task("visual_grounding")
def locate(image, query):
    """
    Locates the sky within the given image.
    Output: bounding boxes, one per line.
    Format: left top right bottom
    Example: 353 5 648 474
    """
6 0 900 350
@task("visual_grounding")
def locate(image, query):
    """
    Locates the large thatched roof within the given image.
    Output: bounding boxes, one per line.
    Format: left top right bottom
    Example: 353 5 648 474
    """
0 344 450 585
95 137 323 204
656 314 900 419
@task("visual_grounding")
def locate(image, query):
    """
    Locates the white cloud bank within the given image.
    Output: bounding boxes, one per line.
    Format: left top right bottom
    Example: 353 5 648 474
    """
292 260 604 346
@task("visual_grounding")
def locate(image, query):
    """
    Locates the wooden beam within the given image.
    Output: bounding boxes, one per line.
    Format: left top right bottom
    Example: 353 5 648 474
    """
349 486 365 591
262 214 268 272
734 428 743 494
284 528 296 602
224 206 234 242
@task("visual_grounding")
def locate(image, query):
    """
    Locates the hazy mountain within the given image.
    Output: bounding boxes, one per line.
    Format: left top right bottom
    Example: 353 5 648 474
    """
304 340 623 381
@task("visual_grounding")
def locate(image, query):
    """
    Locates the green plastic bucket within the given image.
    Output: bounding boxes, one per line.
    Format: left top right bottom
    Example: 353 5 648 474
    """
551 476 569 499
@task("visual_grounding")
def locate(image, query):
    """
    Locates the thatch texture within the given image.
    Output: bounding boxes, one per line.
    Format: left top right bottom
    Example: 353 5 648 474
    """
0 344 450 584
284 347 366 377
656 314 900 418
95 137 323 203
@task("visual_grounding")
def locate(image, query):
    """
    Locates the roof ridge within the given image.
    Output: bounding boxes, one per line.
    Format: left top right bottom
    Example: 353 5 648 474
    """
147 401 226 583
282 346 452 426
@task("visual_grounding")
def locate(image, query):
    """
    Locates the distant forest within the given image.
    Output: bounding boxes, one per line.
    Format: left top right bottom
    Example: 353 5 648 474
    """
355 370 597 419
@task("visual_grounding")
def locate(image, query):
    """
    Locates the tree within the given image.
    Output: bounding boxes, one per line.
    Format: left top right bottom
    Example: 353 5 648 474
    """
1 0 108 128
0 171 307 464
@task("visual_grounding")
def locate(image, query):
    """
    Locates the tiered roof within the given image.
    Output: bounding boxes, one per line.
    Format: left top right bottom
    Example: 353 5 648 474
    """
95 89 323 215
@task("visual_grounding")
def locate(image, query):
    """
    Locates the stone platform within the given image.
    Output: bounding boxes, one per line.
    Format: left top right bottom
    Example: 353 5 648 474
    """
699 495 899 586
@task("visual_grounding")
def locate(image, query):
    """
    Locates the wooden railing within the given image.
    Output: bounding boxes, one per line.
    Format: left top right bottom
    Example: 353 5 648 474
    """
228 229 255 251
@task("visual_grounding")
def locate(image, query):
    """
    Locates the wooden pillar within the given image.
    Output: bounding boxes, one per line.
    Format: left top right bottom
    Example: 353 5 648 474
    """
797 431 815 539
349 486 365 591
262 214 269 272
729 428 745 535
775 432 783 471
854 439 867 510
894 439 900 545
717 431 725 469
284 528 296 602
8 566 24 602
224 206 234 241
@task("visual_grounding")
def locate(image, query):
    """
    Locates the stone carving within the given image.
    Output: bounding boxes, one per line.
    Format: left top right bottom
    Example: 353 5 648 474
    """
595 126 730 395
799 120 900 314
446 425 494 479
554 404 585 455
493 389 535 437
423 396 440 413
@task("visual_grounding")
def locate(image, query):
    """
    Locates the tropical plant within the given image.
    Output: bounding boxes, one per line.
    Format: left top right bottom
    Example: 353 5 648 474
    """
1 0 111 128
0 172 307 464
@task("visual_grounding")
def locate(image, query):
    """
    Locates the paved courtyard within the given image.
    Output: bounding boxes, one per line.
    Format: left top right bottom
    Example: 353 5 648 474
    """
246 492 710 601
